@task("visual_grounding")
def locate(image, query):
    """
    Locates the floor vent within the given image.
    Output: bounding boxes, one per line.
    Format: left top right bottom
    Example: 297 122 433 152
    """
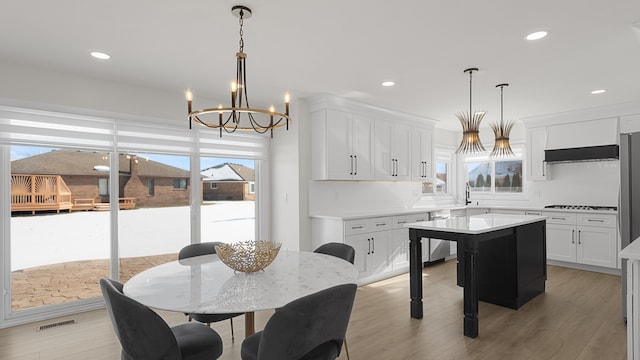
37 319 76 331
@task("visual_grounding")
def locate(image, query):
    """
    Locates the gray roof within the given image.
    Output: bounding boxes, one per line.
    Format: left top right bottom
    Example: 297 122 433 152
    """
11 150 190 178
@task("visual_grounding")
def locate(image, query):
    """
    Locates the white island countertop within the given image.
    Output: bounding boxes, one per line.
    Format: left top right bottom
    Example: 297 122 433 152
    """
405 213 547 235
619 237 640 261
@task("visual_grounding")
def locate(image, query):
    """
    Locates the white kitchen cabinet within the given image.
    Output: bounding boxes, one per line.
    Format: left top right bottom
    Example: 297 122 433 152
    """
526 126 547 181
576 225 618 268
545 212 618 269
490 209 526 215
411 128 433 181
391 213 429 269
342 216 391 280
374 120 411 180
546 223 577 262
311 109 372 180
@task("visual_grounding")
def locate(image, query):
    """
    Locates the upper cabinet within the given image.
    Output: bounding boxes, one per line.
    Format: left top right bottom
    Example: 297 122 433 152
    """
309 95 436 181
411 128 433 182
526 126 547 181
374 120 411 180
311 109 372 180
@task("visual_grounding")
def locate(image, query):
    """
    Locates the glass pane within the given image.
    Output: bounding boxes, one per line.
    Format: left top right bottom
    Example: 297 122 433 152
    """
10 146 110 311
495 160 523 193
201 158 256 244
436 162 448 193
118 152 190 282
467 162 492 192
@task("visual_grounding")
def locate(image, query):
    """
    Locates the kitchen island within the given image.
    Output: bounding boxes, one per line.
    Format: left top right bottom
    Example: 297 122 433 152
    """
406 214 547 338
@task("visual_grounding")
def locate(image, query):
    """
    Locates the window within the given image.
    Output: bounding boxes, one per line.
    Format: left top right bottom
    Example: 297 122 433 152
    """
210 182 218 190
464 147 523 194
147 179 154 196
435 161 448 194
98 178 109 195
249 181 255 194
495 160 522 193
467 162 492 192
173 178 187 190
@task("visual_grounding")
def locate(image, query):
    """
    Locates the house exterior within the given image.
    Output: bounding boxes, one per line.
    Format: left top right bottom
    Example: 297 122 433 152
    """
10 150 192 209
201 163 255 201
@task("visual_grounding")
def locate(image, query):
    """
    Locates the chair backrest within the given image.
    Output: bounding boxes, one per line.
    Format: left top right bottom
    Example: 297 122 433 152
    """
256 283 357 360
178 242 224 260
100 278 181 359
313 243 355 265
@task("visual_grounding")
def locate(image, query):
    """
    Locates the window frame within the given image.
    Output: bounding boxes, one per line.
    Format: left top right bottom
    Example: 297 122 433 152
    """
463 144 525 198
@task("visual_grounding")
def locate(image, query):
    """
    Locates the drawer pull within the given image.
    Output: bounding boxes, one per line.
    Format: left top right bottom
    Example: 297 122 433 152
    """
376 223 387 227
587 219 605 223
397 220 407 224
351 225 364 230
551 217 567 220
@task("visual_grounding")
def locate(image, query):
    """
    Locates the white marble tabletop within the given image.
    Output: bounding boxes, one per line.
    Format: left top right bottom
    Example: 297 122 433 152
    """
620 237 640 261
123 250 358 314
404 213 547 235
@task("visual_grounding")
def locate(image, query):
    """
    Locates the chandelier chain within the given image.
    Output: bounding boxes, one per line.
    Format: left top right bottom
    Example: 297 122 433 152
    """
238 10 245 52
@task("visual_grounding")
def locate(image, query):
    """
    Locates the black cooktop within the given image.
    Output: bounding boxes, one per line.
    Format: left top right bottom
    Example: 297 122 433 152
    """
544 205 618 211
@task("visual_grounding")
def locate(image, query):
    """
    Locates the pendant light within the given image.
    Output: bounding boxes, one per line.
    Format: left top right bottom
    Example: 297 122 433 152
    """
490 83 515 158
455 68 486 154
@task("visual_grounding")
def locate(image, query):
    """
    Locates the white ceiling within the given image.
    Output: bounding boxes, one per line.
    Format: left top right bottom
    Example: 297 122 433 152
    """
1 0 640 130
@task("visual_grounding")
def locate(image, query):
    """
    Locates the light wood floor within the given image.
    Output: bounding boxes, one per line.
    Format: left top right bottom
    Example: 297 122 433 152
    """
0 260 627 360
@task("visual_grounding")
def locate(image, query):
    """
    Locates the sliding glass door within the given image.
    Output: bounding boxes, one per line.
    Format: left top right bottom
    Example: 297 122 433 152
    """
9 145 111 312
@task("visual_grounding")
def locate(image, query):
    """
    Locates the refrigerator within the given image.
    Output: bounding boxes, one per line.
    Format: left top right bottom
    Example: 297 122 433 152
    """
621 132 640 321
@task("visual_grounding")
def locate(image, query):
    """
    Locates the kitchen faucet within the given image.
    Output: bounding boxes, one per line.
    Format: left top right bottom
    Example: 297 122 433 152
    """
465 182 471 205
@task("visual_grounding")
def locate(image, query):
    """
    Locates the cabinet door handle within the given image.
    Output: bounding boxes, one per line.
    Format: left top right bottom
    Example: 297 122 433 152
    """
372 237 375 253
367 238 371 254
354 155 358 175
578 230 581 244
587 219 604 223
542 162 545 177
350 155 354 175
572 229 575 244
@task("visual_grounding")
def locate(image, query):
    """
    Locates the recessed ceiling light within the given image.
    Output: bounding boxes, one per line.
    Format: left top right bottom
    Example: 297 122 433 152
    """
591 89 607 95
526 31 548 41
381 81 395 87
90 51 111 60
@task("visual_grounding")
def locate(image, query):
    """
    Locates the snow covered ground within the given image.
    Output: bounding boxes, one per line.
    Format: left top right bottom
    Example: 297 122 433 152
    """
10 201 255 271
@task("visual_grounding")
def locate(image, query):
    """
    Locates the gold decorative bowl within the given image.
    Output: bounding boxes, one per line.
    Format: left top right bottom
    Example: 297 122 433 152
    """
215 240 282 273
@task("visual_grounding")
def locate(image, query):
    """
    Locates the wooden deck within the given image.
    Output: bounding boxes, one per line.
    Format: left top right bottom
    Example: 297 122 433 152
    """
11 175 73 214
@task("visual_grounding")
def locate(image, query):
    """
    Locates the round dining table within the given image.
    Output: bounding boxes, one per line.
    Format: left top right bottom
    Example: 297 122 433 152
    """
123 250 358 337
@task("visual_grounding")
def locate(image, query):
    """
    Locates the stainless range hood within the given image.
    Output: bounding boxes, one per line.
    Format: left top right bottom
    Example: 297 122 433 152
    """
544 144 619 163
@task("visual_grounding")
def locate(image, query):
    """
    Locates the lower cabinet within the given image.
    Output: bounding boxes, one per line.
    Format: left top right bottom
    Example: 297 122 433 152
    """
390 213 429 269
545 212 618 269
345 231 390 279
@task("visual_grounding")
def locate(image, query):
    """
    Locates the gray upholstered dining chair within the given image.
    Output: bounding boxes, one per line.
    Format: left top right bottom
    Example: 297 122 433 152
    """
313 242 356 265
178 242 244 341
240 283 357 360
313 242 356 360
100 278 223 360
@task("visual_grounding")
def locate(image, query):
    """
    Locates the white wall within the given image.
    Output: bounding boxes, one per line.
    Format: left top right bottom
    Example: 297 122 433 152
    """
270 98 312 250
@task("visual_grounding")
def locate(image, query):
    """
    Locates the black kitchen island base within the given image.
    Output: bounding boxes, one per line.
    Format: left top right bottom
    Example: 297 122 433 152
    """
409 219 547 338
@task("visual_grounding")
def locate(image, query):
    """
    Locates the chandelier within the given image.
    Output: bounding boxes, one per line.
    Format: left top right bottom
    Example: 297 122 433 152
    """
455 68 486 154
490 83 515 158
185 5 290 138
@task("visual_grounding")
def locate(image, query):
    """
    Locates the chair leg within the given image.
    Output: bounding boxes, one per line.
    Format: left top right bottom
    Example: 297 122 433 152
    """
230 318 235 342
343 338 350 360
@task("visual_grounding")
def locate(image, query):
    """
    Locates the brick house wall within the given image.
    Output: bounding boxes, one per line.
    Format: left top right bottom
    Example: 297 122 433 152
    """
203 182 245 201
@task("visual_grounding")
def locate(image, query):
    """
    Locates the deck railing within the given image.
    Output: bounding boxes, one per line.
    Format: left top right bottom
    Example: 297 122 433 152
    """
11 175 73 214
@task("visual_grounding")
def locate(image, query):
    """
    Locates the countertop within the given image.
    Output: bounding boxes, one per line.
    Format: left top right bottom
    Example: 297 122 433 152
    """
619 237 640 261
404 214 548 235
310 205 618 220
